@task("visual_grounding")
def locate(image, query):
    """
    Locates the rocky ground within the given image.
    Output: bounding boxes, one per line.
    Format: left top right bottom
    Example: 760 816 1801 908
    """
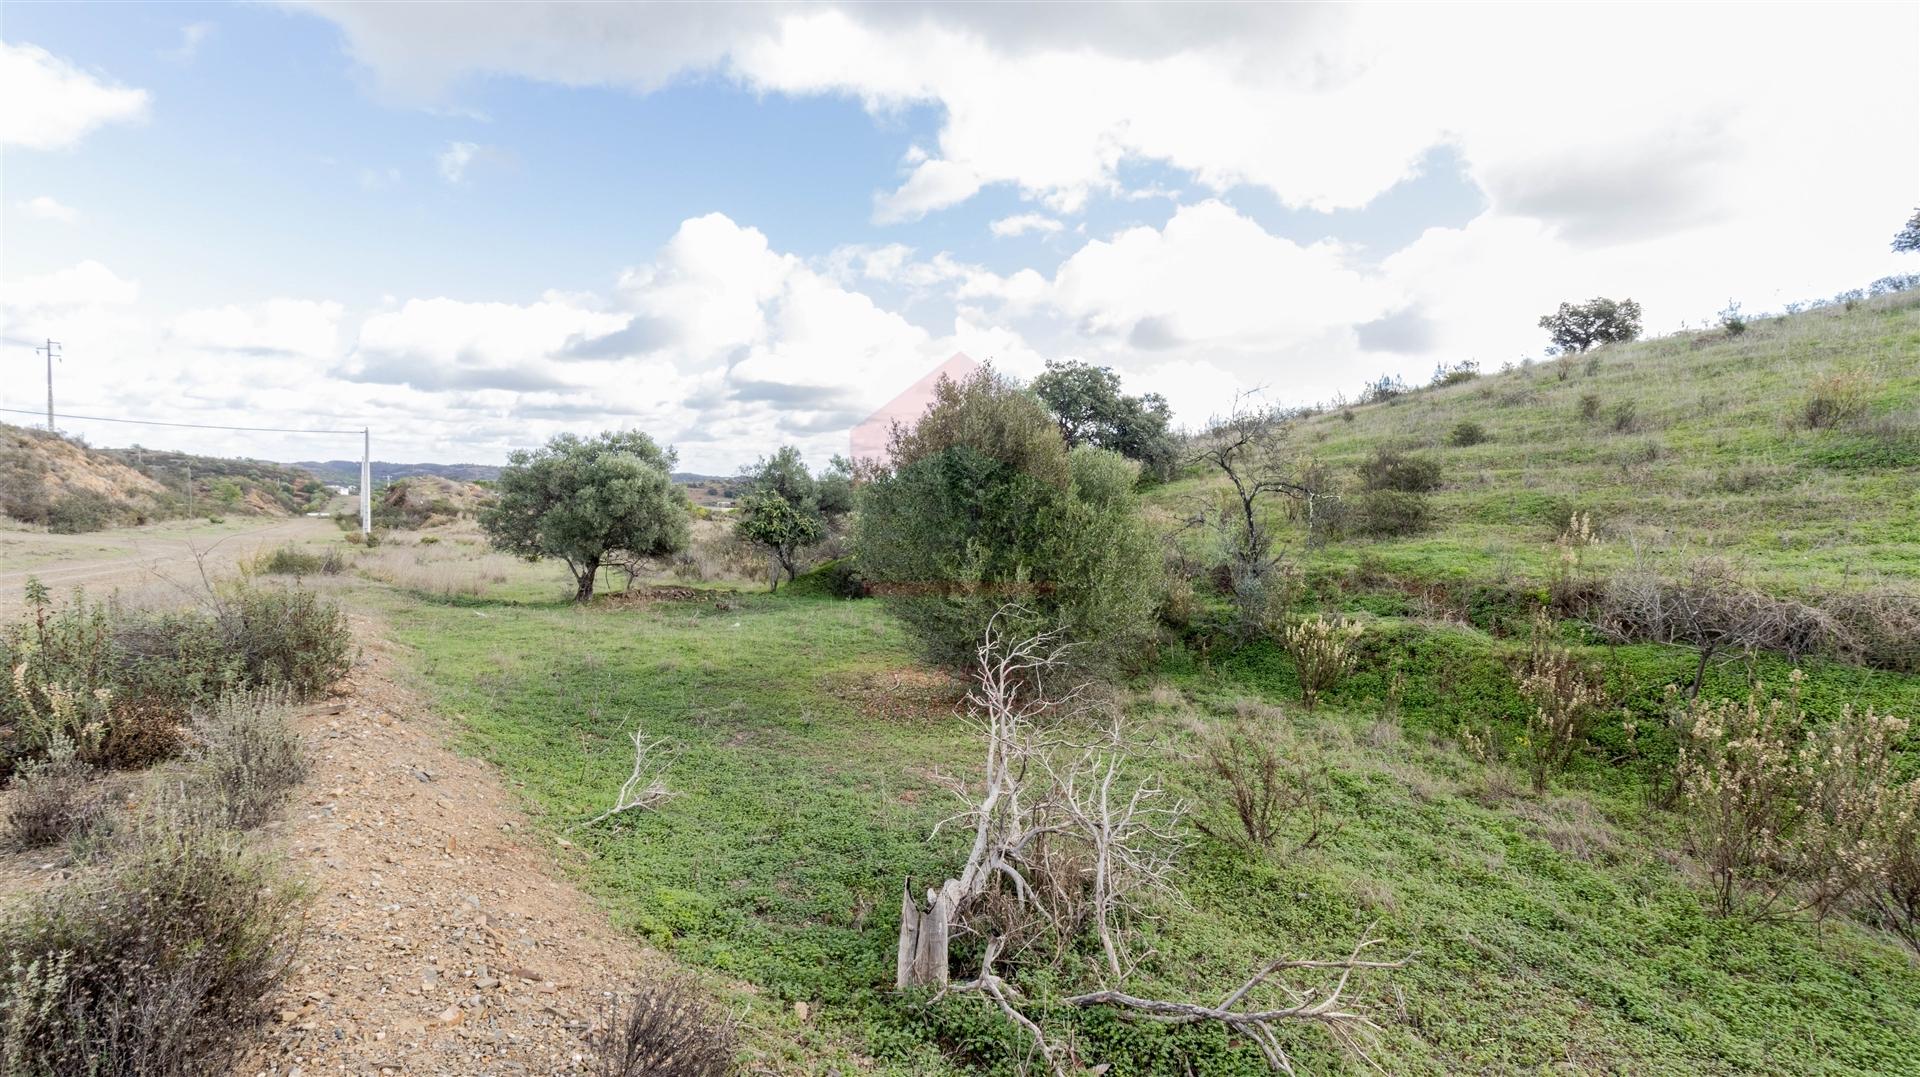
241 623 668 1077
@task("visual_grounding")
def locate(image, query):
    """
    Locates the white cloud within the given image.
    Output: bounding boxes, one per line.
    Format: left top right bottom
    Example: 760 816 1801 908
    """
170 299 345 360
873 158 982 224
18 196 79 223
0 41 150 150
436 141 480 182
990 213 1063 238
166 22 216 63
0 260 139 310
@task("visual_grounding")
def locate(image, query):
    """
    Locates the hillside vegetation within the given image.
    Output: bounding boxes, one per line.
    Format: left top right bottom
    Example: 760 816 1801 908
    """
345 291 1920 1076
1149 288 1919 595
0 423 331 532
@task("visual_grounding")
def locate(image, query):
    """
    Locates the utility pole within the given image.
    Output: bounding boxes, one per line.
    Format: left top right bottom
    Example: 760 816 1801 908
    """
34 339 60 432
360 428 371 535
185 461 193 517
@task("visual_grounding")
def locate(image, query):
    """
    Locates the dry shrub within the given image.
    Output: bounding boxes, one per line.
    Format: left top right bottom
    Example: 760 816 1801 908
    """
1357 448 1442 493
1596 560 1849 695
1675 672 1909 921
250 543 346 577
1513 608 1607 794
591 979 737 1077
172 688 309 831
1281 614 1363 710
0 821 304 1075
1801 371 1872 430
5 735 105 850
1817 589 1920 673
1869 779 1920 955
1191 700 1344 852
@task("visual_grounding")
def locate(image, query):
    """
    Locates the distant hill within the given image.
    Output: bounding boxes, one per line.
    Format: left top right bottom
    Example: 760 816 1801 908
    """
294 460 502 486
1148 286 1920 600
0 424 328 532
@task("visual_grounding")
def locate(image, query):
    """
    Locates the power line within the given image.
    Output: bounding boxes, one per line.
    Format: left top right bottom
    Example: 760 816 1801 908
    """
0 406 362 436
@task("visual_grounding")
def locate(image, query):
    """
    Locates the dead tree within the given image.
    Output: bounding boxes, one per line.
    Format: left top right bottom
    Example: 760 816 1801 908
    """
901 609 1409 1074
1189 394 1308 576
571 726 674 830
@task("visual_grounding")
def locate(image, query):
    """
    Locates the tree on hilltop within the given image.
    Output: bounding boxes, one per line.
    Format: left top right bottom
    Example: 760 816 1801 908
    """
1537 297 1643 354
1895 208 1920 253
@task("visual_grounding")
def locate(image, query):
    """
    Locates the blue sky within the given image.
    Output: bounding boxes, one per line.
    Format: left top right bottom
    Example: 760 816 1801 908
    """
3 2 1915 470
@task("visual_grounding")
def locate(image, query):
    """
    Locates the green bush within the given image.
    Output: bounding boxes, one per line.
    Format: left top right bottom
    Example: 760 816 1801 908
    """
47 492 119 534
1355 490 1432 537
251 543 345 577
1447 420 1489 447
0 822 303 1075
2 580 349 774
855 369 1161 671
1357 448 1442 493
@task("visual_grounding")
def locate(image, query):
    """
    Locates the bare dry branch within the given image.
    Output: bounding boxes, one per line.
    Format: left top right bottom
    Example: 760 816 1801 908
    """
572 726 674 830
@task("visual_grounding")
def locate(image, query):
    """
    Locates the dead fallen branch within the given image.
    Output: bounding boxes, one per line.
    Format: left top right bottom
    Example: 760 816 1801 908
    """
572 726 674 830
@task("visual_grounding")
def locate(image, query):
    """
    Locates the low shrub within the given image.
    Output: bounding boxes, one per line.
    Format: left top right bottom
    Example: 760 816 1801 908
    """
251 544 345 577
2 579 350 774
47 492 120 535
591 978 736 1077
1281 614 1363 711
1801 372 1871 430
1609 400 1639 433
1191 700 1344 851
1447 420 1488 447
5 736 104 850
1357 448 1442 493
1513 608 1607 794
1869 778 1920 955
0 822 304 1075
174 689 308 831
1354 489 1432 537
1578 392 1602 422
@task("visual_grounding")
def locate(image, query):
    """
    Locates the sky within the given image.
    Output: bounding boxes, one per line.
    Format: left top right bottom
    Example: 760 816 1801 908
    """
2 2 1916 472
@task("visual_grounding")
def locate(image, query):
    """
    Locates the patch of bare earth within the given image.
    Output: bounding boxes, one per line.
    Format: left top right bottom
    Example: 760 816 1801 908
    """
242 620 667 1077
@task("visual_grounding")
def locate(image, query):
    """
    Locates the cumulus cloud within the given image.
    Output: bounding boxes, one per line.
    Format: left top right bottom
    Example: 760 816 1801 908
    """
0 260 139 311
0 41 150 150
170 299 345 359
990 213 1063 238
874 158 982 224
18 196 79 223
436 141 481 182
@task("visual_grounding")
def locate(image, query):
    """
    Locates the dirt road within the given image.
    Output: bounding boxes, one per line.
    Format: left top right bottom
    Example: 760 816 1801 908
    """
0 516 335 614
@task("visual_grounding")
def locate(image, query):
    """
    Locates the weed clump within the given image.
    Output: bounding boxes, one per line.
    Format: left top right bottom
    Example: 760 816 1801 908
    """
0 822 304 1075
1800 372 1871 430
251 543 346 577
1282 614 1363 711
1358 448 1442 493
5 735 104 850
590 979 737 1077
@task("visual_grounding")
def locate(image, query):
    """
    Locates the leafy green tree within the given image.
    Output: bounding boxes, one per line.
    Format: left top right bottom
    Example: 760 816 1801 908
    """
734 491 824 591
732 445 851 589
855 367 1161 670
1896 208 1920 254
478 430 690 602
1537 297 1643 354
1030 359 1178 480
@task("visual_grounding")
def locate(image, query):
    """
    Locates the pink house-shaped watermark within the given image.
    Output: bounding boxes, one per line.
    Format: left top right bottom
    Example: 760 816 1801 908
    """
848 351 981 465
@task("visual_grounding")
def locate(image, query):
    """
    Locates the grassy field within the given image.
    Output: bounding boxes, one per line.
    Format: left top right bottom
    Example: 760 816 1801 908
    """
357 578 1919 1075
308 294 1920 1073
1141 289 1920 596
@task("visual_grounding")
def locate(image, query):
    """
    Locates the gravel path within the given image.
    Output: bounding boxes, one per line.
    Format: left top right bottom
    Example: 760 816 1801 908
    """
242 621 665 1077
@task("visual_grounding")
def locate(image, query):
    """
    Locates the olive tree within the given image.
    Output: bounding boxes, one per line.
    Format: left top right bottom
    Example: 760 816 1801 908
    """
1537 297 1643 354
478 430 690 602
1031 359 1178 481
854 367 1160 671
733 446 850 589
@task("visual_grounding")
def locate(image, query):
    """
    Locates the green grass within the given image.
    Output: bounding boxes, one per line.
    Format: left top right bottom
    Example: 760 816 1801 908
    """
379 583 1920 1075
1145 289 1920 596
368 296 1920 1073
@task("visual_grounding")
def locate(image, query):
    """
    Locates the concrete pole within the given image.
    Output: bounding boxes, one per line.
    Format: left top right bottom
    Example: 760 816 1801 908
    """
360 428 372 535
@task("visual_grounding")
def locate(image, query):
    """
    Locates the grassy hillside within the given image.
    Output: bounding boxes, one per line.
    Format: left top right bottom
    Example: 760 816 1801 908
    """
1146 289 1920 596
0 424 330 532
